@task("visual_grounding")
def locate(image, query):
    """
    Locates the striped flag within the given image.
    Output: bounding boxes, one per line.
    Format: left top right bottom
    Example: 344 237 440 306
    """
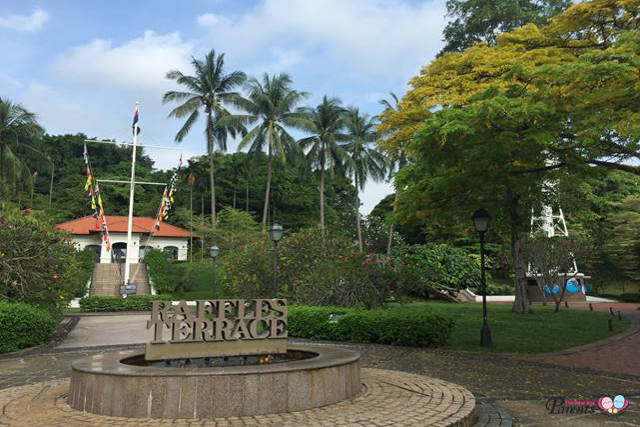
132 105 140 135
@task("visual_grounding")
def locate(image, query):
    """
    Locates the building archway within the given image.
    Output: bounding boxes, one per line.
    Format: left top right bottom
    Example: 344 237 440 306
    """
163 246 178 261
84 245 101 262
112 242 127 263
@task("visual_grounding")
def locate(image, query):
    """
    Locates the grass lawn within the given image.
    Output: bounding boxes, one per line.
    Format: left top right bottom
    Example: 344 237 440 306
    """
393 302 629 353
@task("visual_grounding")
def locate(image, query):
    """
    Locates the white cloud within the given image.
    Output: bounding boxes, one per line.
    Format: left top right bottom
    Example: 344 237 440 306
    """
196 13 227 27
29 0 445 212
195 0 446 78
360 180 394 216
0 7 49 31
51 31 194 93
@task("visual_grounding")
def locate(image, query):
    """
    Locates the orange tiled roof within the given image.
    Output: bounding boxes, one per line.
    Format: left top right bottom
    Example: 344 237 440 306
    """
56 216 190 238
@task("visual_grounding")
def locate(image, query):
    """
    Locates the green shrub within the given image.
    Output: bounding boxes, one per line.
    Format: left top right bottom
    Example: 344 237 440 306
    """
618 293 640 302
288 305 454 347
0 300 58 353
0 206 94 307
62 249 96 298
281 229 399 308
144 249 182 294
287 306 346 340
219 238 274 298
392 244 484 297
79 294 173 312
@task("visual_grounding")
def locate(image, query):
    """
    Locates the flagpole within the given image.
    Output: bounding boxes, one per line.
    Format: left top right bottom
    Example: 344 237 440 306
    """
123 102 139 295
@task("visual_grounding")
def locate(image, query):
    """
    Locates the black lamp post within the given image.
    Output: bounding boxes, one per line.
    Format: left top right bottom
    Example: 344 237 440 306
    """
472 209 493 348
210 245 220 297
269 224 284 294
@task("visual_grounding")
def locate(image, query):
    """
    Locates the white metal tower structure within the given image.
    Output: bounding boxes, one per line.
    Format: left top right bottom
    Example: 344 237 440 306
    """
530 203 578 274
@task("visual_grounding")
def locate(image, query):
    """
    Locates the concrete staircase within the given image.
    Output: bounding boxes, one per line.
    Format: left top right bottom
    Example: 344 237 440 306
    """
90 263 150 296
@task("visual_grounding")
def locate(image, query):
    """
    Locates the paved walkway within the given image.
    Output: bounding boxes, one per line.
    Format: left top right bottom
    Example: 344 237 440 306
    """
2 307 640 425
528 302 640 377
2 341 639 425
0 369 476 427
58 314 150 348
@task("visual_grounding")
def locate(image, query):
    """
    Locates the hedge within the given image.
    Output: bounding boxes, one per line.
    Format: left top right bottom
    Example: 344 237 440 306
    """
288 306 454 347
0 301 59 353
79 295 173 312
618 293 640 303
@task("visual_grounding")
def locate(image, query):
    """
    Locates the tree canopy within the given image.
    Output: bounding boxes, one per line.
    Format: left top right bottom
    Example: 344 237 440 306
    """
441 0 571 53
379 0 640 312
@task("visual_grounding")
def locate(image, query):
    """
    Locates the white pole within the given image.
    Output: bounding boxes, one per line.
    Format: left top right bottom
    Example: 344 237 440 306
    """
123 102 139 294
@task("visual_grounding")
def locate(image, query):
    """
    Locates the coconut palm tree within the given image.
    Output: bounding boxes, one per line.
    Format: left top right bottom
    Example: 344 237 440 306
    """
230 73 308 229
0 98 44 195
378 92 407 253
343 108 386 251
298 96 348 237
163 49 246 228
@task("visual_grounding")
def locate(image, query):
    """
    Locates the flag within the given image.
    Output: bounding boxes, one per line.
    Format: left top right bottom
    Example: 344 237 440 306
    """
132 105 140 135
187 172 195 186
84 168 92 191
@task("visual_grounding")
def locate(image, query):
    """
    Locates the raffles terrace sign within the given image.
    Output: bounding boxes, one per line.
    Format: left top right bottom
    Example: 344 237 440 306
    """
145 299 288 360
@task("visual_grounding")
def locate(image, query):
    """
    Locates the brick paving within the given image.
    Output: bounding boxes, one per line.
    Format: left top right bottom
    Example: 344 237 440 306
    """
0 369 476 427
2 305 640 426
529 302 640 377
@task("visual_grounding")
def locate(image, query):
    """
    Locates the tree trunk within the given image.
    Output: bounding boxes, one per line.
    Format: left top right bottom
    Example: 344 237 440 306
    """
201 194 204 261
508 186 530 314
245 176 249 212
262 143 272 229
319 163 325 238
189 185 193 262
355 175 363 251
319 144 326 238
387 192 398 254
207 112 217 229
555 274 568 313
233 189 236 209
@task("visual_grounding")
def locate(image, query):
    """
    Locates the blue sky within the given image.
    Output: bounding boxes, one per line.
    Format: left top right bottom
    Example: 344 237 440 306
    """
1 0 448 214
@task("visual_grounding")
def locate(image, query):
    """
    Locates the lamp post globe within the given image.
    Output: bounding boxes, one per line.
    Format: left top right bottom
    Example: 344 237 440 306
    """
209 245 220 258
269 224 283 295
472 209 491 233
472 209 493 348
269 224 284 243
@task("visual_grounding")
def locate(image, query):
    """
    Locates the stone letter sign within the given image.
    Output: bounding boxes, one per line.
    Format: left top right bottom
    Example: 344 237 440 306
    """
145 299 287 361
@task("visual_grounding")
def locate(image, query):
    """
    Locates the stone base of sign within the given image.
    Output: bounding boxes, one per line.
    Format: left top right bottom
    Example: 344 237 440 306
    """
144 337 288 360
68 345 361 418
0 369 476 426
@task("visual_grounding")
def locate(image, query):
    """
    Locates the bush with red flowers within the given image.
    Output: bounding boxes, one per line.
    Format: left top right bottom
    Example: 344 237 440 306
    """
0 205 94 308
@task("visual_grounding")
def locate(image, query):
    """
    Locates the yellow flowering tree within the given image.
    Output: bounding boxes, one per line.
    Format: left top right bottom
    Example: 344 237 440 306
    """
378 0 640 313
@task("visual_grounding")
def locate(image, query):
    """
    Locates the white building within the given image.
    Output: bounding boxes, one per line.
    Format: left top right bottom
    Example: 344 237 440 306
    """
56 215 190 264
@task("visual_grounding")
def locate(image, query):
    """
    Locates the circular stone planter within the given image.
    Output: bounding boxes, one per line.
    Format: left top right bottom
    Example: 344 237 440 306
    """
68 345 360 419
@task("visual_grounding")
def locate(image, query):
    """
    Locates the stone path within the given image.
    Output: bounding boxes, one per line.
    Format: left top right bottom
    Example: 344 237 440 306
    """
0 369 476 427
58 314 150 348
1 341 639 425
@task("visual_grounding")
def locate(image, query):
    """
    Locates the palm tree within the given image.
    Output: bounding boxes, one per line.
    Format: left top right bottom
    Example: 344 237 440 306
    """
0 98 43 195
231 73 308 229
298 96 347 237
163 49 246 228
378 92 407 254
343 108 386 251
